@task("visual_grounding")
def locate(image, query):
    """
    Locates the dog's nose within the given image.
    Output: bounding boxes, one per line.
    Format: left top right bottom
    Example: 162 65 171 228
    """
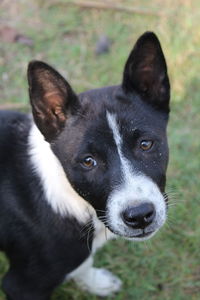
122 203 155 229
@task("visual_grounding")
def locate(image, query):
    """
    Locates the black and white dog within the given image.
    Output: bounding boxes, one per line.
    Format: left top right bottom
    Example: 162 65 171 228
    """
0 32 170 299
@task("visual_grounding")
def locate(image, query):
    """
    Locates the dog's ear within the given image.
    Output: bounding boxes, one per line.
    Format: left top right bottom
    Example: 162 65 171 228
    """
122 32 170 112
28 61 79 141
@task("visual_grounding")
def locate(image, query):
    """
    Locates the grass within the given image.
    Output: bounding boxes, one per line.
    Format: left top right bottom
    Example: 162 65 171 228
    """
0 0 200 299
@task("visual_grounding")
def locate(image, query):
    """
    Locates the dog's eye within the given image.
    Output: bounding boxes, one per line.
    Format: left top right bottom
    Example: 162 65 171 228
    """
140 140 153 151
82 156 97 169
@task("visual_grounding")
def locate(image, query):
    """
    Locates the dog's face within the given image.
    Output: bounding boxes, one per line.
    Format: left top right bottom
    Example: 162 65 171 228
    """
28 32 170 241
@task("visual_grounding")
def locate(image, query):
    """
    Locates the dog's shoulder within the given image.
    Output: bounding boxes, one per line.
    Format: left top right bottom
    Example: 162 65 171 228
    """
0 110 31 141
0 110 31 161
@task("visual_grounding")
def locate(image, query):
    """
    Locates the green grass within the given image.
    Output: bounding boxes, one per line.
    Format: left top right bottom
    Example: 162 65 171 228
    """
0 0 200 299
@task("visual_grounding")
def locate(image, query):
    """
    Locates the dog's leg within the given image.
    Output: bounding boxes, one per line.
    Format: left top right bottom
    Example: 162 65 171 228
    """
67 255 122 297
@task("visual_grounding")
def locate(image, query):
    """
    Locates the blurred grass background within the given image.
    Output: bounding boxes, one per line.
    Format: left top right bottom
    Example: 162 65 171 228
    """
0 0 200 299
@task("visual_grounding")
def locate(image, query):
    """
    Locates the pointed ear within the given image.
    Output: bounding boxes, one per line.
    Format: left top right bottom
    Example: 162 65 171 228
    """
122 32 170 112
28 61 79 141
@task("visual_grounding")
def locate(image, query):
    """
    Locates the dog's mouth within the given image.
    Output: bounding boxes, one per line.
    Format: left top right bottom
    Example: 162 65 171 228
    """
129 230 154 238
104 222 155 240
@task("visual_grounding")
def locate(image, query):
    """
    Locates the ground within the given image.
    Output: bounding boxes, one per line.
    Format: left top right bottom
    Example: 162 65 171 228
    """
0 0 200 299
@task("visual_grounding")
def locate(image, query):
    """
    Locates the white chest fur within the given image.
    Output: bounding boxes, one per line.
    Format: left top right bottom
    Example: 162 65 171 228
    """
67 218 120 297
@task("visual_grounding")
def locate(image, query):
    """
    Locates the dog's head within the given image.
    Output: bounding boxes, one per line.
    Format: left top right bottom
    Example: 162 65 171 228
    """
28 32 170 241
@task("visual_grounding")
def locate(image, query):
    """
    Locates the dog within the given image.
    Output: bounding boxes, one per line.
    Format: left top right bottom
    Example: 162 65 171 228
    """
0 31 170 299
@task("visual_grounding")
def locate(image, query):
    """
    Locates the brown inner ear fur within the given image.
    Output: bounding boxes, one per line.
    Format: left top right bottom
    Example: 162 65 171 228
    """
43 92 66 122
122 32 170 112
31 91 67 142
28 61 77 141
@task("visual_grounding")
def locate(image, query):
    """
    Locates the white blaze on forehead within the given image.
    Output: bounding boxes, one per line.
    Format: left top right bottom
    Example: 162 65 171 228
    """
29 124 94 221
106 111 166 238
106 111 134 182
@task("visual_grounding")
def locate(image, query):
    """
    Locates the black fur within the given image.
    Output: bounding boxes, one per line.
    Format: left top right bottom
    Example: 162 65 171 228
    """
0 111 93 299
0 32 170 299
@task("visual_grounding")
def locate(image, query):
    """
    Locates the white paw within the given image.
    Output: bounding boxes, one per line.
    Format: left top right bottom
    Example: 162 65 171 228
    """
76 267 122 297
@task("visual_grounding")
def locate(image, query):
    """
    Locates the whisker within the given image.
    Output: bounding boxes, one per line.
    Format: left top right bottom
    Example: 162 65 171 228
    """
165 221 172 230
95 209 107 213
143 240 152 251
166 217 177 228
86 225 93 252
167 203 180 207
105 227 108 241
98 216 107 222
80 219 93 234
81 225 93 239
